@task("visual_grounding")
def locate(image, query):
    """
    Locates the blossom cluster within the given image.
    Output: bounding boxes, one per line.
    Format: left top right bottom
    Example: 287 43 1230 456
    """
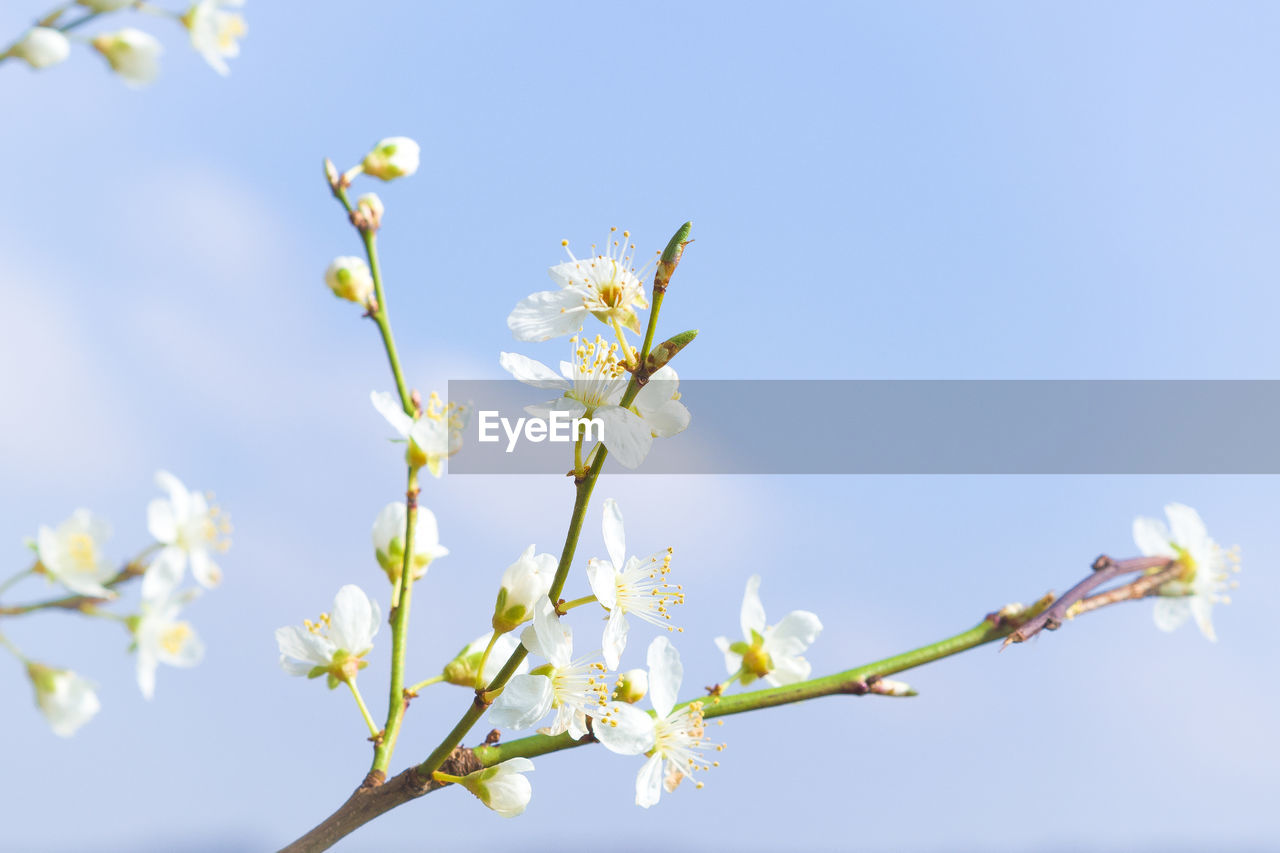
3 471 230 736
3 0 248 85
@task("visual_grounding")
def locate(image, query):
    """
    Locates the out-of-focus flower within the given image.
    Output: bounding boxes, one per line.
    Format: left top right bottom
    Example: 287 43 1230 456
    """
507 230 650 342
595 636 717 808
490 600 608 738
325 256 374 304
585 499 681 669
371 502 448 584
36 509 117 598
714 574 822 687
631 365 690 438
1133 503 1239 642
356 193 384 230
275 585 381 688
10 28 70 69
78 0 134 10
133 549 205 700
146 470 230 591
182 0 247 76
91 29 162 87
26 663 100 737
361 137 419 181
371 390 468 477
491 545 557 633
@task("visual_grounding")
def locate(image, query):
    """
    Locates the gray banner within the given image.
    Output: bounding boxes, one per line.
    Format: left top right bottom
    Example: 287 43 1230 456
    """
445 380 1280 474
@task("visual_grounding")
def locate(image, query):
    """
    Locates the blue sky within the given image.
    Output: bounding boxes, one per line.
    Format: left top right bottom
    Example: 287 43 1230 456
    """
1 2 1276 850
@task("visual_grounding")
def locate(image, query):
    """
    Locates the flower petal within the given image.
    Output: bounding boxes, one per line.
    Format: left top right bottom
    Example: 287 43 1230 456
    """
595 703 656 756
601 499 626 570
1152 597 1190 633
1165 503 1208 550
489 674 554 730
371 390 413 437
507 288 589 342
1133 516 1175 558
147 497 178 544
585 559 618 610
714 636 742 676
595 406 652 469
602 607 629 671
646 635 682 718
498 351 572 389
635 754 665 808
766 610 823 658
739 574 767 638
1189 594 1217 642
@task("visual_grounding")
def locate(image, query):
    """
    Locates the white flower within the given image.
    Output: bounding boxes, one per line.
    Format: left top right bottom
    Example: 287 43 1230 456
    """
714 575 822 687
451 758 535 818
585 499 680 670
275 585 381 687
362 137 420 181
442 632 529 687
500 335 653 469
508 230 651 342
491 545 557 633
325 256 373 304
489 600 608 739
35 509 116 598
595 636 717 808
356 193 384 229
183 0 247 76
91 29 162 87
78 0 134 10
372 502 448 584
11 28 70 69
146 470 230 591
631 365 690 438
371 390 468 477
1133 503 1239 642
26 664 100 737
134 549 205 700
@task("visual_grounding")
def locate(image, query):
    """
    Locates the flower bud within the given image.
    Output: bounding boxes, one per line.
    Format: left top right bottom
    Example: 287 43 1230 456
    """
869 679 916 697
491 545 556 634
611 668 648 704
91 29 162 87
11 28 70 69
371 503 448 584
26 663 100 737
324 256 374 304
356 193 384 230
361 137 420 181
442 632 528 687
454 758 534 818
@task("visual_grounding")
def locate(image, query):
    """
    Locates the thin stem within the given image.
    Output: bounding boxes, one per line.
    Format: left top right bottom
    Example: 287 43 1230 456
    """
372 467 419 774
472 632 500 691
347 680 381 740
609 317 633 368
0 567 34 599
362 228 412 416
406 674 445 694
0 628 27 662
0 559 147 618
430 771 465 785
1069 564 1183 618
558 594 597 613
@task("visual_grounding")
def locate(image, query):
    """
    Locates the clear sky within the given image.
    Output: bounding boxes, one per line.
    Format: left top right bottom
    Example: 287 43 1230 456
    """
1 2 1276 850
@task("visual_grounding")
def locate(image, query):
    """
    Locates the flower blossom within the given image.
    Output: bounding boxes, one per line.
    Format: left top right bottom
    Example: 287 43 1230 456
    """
595 636 719 808
507 229 651 342
36 509 116 598
1133 503 1239 642
489 600 609 739
372 502 448 584
585 499 681 670
183 0 247 76
146 470 230 591
134 549 205 699
26 663 100 737
91 29 162 87
275 585 381 687
714 574 822 686
371 390 468 477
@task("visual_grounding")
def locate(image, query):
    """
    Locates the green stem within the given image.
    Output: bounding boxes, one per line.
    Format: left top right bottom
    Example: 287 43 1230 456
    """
406 674 445 694
372 466 419 774
0 567 34 599
0 628 26 662
472 632 500 691
361 228 413 415
347 680 381 740
474 600 1052 766
558 594 597 613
